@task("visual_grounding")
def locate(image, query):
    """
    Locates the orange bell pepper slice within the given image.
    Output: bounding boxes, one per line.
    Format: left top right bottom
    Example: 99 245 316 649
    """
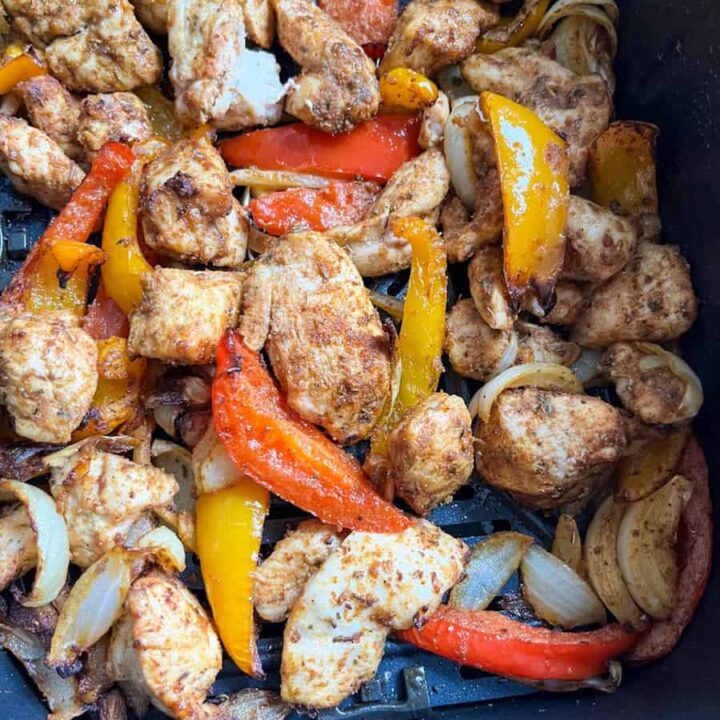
196 480 268 678
476 0 550 54
0 53 45 94
212 331 411 533
380 68 438 113
480 91 569 311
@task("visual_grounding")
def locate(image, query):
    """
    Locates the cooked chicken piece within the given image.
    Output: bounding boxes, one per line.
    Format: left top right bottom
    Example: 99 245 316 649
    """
444 299 515 381
242 0 274 47
240 232 393 444
600 343 703 425
140 137 248 267
380 0 498 77
129 268 243 365
168 0 284 130
0 311 97 444
462 46 611 185
50 447 178 567
131 0 168 33
254 520 345 623
388 392 474 515
327 148 450 276
0 115 84 209
524 279 589 327
419 90 449 149
0 505 37 592
514 322 581 367
76 93 153 161
272 0 379 133
468 245 515 331
109 572 222 719
15 75 83 161
1 0 90 46
281 520 466 708
475 387 626 510
572 243 698 348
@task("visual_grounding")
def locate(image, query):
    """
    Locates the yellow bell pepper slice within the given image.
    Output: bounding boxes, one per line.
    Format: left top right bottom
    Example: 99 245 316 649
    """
380 68 439 112
0 52 45 94
480 91 569 311
196 479 269 678
477 0 550 54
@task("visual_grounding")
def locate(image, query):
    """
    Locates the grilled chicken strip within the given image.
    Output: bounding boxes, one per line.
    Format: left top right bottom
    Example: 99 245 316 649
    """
15 75 83 161
475 388 626 510
380 0 499 76
0 505 37 593
140 137 248 267
0 311 97 443
254 520 345 623
0 115 84 209
468 245 515 331
272 0 380 133
327 148 450 276
281 520 466 708
168 0 284 130
50 447 178 567
572 242 698 348
240 232 393 444
462 46 611 186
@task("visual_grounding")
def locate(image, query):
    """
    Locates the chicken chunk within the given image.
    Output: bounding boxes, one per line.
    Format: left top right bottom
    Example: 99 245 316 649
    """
273 0 379 133
600 342 703 425
77 93 153 161
475 388 626 510
525 279 589 327
131 0 168 33
419 90 449 149
50 447 178 567
327 148 450 276
388 392 474 515
240 232 393 444
572 242 698 348
168 0 284 130
563 196 637 282
0 115 84 209
380 0 499 77
0 505 37 592
0 312 97 444
281 520 466 708
514 322 581 367
1 0 90 45
468 245 515 331
129 268 243 365
254 520 345 623
462 46 611 185
109 572 222 718
140 137 248 267
15 75 83 161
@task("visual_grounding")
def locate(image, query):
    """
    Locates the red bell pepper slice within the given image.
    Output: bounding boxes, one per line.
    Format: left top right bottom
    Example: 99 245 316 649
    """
249 182 380 236
318 0 397 46
397 607 639 680
83 284 129 340
212 331 411 533
219 115 421 183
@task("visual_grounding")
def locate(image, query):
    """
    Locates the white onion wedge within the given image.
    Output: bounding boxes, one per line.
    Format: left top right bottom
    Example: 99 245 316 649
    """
443 96 480 210
369 290 404 321
518 661 622 694
136 526 186 573
617 475 693 620
551 514 584 577
521 545 607 629
229 168 330 190
469 363 583 423
0 480 69 608
449 532 533 611
193 425 245 494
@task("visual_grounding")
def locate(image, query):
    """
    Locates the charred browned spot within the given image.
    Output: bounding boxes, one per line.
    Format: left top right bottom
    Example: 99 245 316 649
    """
165 172 197 198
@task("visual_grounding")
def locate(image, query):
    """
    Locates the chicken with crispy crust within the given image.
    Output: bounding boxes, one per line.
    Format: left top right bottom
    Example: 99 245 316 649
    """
514 322 581 367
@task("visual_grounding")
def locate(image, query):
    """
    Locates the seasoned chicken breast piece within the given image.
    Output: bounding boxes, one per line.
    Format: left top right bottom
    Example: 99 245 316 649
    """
462 46 611 185
50 447 178 567
380 0 499 76
572 242 698 348
525 279 589 327
0 115 84 209
77 93 153 161
419 90 449 149
468 245 515 331
514 322 581 367
0 505 37 592
272 0 380 133
281 520 466 708
109 572 222 719
15 75 83 161
0 311 97 444
388 392 474 515
327 148 450 276
240 232 393 444
131 0 168 33
168 0 284 130
140 137 248 267
475 388 626 510
129 268 243 365
254 520 345 623
1 0 91 45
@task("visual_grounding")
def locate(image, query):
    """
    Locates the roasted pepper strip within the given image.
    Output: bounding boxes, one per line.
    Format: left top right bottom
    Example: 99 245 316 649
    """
83 284 129 340
0 53 45 94
477 0 550 54
212 331 411 533
481 91 569 311
196 480 268 678
398 606 639 680
379 68 438 112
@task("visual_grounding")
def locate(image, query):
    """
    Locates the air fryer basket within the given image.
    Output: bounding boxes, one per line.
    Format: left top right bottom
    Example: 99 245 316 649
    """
1 2 719 718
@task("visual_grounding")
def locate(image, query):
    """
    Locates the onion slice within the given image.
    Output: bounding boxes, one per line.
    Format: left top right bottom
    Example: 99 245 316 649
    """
521 544 607 629
517 660 622 694
136 526 186 573
551 514 584 577
449 532 533 611
571 347 605 386
369 290 404 321
193 425 245 494
443 96 480 210
0 480 69 608
230 168 331 190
